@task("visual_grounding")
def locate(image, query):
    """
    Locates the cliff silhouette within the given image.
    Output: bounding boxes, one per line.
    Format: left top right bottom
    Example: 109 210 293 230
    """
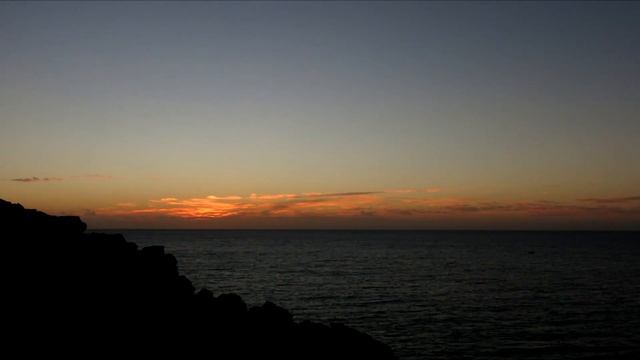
1 199 396 358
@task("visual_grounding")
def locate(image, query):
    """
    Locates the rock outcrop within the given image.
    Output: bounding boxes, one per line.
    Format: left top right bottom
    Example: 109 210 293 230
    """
1 199 396 359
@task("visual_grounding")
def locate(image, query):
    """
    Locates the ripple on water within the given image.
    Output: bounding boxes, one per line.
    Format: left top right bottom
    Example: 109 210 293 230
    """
115 230 640 360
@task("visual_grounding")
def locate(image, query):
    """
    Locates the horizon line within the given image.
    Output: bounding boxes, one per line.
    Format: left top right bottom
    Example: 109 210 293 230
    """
89 228 640 233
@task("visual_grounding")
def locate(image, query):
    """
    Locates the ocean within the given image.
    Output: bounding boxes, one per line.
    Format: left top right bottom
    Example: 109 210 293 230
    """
107 230 640 359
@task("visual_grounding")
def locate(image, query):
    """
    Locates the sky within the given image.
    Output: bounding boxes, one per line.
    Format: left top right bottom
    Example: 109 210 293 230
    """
1 1 639 229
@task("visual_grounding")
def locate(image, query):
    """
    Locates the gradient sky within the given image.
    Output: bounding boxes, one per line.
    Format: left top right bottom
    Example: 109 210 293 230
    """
1 1 639 229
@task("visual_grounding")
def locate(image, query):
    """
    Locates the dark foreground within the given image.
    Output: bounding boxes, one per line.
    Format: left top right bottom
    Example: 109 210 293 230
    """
1 199 396 359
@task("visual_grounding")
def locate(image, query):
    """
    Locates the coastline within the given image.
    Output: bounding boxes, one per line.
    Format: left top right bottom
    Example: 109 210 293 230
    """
1 198 396 359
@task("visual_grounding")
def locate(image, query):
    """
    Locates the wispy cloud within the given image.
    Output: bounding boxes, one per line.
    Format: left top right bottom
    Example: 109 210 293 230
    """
9 174 112 183
385 188 442 194
579 196 640 204
313 191 381 197
92 190 640 226
249 191 380 200
250 193 298 200
98 191 384 219
385 189 417 194
115 202 137 207
207 195 243 200
11 176 62 183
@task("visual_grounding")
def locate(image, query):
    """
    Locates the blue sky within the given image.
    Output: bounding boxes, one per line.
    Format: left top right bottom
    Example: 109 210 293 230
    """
1 2 639 229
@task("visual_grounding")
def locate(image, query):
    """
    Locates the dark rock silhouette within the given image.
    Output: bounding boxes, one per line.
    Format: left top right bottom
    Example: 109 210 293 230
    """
1 199 396 359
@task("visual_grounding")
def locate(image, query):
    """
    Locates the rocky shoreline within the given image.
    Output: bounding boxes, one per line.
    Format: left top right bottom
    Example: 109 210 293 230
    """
1 199 396 358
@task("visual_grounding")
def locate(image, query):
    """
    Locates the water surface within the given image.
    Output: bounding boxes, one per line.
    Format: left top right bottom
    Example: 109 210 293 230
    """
106 230 640 359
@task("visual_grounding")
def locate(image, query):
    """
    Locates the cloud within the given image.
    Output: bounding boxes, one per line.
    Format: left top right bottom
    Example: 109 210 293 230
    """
115 202 136 207
91 190 640 228
207 195 243 200
250 193 297 200
397 197 640 217
10 174 112 183
10 177 62 183
320 191 381 197
249 191 380 200
385 189 417 194
97 191 384 220
579 196 640 204
385 188 442 194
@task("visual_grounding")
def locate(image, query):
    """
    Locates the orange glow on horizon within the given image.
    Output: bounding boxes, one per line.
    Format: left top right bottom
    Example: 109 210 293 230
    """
90 190 640 228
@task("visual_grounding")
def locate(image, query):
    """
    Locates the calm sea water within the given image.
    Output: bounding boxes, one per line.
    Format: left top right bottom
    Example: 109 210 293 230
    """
107 230 640 359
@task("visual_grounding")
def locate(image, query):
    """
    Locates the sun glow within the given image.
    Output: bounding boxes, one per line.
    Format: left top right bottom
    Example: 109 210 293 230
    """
89 189 640 228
